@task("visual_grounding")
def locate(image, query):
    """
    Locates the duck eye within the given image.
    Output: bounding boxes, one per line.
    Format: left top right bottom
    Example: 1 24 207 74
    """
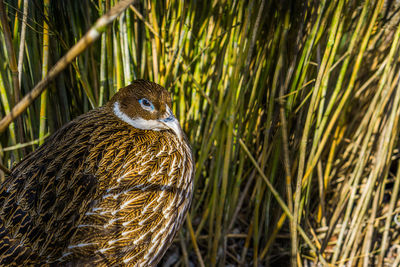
142 99 151 106
139 98 155 111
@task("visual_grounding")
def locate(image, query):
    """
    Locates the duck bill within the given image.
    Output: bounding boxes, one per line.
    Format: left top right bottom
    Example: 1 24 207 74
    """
159 107 184 141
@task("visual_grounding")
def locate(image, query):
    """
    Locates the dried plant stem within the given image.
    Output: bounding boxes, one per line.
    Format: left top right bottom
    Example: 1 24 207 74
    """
186 216 205 267
17 0 28 84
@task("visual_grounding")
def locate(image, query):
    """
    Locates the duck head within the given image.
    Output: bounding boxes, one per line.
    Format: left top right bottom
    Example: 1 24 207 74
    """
108 80 184 141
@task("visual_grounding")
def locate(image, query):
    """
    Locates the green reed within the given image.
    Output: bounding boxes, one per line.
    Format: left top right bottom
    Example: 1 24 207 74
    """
2 0 400 266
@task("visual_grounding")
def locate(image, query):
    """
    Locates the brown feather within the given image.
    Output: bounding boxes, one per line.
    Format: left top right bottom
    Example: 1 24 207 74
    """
0 80 194 266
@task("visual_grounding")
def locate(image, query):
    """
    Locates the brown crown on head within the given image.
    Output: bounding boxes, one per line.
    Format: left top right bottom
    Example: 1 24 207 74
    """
108 80 173 121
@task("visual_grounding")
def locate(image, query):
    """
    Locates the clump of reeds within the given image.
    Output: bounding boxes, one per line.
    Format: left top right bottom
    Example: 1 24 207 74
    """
1 0 400 266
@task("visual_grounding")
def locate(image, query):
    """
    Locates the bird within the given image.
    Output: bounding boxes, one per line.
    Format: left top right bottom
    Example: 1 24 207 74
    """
0 80 194 266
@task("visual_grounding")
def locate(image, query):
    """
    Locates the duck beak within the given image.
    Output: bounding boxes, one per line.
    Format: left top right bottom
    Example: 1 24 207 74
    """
159 106 184 141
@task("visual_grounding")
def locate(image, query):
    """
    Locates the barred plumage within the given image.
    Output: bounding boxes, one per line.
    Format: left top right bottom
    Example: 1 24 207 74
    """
0 80 194 266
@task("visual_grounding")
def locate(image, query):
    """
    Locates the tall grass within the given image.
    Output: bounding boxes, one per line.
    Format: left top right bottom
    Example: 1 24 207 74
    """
1 0 400 266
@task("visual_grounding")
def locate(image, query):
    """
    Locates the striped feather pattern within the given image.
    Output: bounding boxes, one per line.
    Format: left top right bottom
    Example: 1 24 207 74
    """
0 84 194 266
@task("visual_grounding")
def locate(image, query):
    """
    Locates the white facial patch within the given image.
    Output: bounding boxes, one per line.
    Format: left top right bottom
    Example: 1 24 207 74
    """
113 102 166 131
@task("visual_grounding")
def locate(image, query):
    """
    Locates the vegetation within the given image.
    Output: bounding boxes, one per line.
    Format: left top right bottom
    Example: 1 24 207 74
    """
1 0 400 266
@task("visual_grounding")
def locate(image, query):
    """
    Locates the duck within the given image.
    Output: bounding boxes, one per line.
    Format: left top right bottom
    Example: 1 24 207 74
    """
0 79 194 266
